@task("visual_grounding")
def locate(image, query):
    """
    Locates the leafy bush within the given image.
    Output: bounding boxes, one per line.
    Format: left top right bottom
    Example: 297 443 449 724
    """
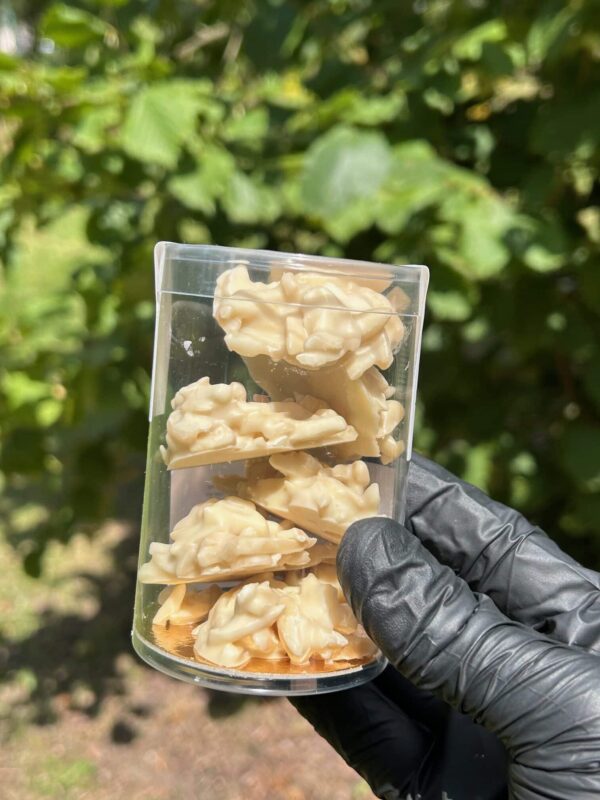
1 0 599 575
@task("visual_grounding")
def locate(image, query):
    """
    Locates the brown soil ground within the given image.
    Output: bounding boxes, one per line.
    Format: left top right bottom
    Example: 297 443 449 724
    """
0 522 376 800
2 661 375 800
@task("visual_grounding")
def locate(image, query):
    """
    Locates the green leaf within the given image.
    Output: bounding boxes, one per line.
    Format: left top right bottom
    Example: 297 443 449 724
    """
222 108 269 143
428 290 472 321
222 173 281 225
301 126 392 217
452 20 507 60
120 81 206 168
168 171 216 214
2 372 50 409
527 3 577 65
376 141 449 234
287 90 406 133
437 194 513 279
513 214 569 273
577 207 600 244
342 93 406 126
462 442 494 491
321 197 378 243
41 4 109 48
168 145 235 213
72 106 120 153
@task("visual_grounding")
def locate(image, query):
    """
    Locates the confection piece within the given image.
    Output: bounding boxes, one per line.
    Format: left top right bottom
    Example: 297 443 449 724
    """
193 581 287 668
213 266 405 380
278 572 377 663
138 496 316 584
189 572 377 669
153 584 222 627
277 573 356 665
160 376 357 469
246 356 405 464
268 263 398 294
310 563 344 600
221 451 380 543
321 628 378 662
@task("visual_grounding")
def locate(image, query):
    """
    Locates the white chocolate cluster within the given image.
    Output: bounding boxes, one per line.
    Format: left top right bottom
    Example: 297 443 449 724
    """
192 572 377 669
160 377 357 469
194 581 288 668
222 451 380 543
214 266 405 380
246 356 405 464
138 497 316 584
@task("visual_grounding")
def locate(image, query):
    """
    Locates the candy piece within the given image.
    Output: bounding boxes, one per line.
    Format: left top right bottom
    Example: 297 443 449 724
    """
188 571 376 669
268 263 396 294
311 563 344 601
160 377 357 469
193 581 287 668
222 451 380 543
277 573 356 664
153 584 222 627
246 356 405 464
321 628 378 662
138 496 316 584
280 564 377 661
214 266 405 380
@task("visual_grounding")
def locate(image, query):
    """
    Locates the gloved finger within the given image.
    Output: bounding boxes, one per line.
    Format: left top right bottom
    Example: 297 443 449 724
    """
291 677 431 799
338 519 600 796
407 454 600 653
292 667 508 800
370 668 508 800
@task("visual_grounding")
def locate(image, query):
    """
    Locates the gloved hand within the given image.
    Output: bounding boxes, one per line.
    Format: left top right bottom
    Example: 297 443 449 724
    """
292 454 600 800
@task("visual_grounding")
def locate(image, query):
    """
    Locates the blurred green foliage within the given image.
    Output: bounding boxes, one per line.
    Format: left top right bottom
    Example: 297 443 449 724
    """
1 0 599 575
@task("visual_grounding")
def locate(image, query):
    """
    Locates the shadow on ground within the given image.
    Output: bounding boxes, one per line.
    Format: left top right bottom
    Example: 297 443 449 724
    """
0 476 269 738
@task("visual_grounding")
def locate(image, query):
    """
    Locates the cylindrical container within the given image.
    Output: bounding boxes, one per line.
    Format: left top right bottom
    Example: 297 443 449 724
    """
132 243 429 695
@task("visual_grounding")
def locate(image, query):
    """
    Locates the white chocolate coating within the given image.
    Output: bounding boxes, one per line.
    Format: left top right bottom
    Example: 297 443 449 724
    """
280 570 377 662
246 356 405 464
160 377 357 469
138 496 316 584
214 266 405 380
221 451 380 543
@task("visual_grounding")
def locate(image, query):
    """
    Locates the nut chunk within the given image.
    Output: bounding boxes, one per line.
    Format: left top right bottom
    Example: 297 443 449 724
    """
160 376 357 469
193 582 287 668
228 451 381 544
214 266 405 380
138 496 316 584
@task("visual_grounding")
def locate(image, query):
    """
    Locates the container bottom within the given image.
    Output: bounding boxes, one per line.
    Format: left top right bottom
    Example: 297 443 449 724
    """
131 625 387 696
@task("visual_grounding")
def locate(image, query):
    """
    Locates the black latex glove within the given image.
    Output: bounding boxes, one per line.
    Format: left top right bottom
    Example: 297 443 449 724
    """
292 454 600 800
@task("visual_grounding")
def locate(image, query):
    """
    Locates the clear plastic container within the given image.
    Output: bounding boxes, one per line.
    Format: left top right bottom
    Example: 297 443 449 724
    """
132 243 429 696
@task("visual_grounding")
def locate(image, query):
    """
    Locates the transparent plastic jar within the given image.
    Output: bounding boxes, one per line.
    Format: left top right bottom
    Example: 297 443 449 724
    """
132 243 429 696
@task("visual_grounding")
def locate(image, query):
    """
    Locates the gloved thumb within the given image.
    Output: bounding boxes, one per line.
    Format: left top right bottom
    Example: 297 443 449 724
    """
337 518 600 789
